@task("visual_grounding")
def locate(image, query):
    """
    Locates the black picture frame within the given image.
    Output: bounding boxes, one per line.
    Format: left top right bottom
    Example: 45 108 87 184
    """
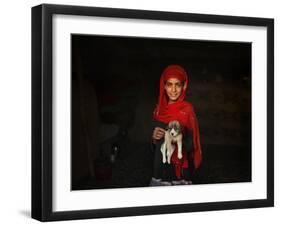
32 3 274 222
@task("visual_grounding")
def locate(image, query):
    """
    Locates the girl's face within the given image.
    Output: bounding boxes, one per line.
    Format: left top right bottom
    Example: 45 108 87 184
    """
164 78 185 103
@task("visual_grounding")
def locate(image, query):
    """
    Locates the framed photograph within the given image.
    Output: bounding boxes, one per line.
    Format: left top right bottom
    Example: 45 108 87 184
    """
32 4 274 221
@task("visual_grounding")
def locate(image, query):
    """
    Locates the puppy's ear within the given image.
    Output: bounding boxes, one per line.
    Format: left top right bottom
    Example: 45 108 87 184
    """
178 122 182 130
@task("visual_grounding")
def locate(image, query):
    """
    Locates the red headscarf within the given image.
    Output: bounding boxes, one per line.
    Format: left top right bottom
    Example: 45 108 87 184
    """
153 65 202 177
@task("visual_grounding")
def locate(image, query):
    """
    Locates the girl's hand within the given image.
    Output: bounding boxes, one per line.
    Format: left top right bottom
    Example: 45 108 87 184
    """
152 127 166 141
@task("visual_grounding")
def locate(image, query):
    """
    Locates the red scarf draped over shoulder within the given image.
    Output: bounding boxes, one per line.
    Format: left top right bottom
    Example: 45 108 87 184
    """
153 65 202 178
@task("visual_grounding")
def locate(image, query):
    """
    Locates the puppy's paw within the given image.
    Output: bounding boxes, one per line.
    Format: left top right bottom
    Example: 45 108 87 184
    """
162 157 166 163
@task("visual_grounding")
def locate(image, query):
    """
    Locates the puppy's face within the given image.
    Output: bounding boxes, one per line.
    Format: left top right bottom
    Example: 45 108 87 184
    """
167 121 181 137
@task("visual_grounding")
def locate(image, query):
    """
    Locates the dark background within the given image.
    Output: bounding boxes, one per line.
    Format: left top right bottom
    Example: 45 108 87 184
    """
71 34 251 190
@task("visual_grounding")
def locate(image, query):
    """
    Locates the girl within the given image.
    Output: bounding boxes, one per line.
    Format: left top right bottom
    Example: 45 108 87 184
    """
150 65 202 186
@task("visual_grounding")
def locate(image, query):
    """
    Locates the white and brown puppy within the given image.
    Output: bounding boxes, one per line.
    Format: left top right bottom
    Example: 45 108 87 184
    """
161 120 183 164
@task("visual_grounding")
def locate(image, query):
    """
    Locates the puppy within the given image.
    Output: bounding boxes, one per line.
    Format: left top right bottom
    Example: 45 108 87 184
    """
160 120 183 164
